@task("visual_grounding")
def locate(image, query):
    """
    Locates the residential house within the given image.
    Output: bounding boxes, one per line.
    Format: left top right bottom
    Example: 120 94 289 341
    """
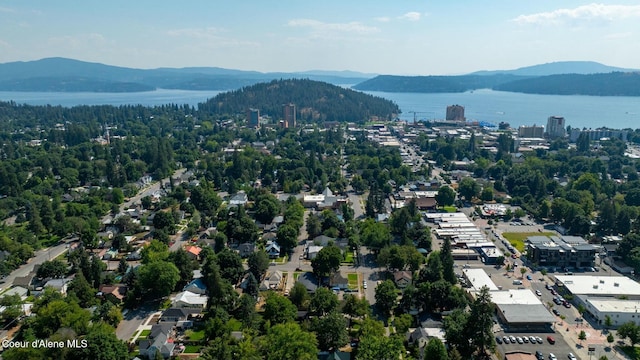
236 242 256 258
139 323 175 359
2 286 28 301
42 278 71 295
260 270 283 291
229 191 248 207
159 308 199 323
184 245 202 261
98 284 127 304
406 327 447 351
183 278 207 295
172 291 208 309
296 272 318 293
265 241 281 258
393 271 412 289
306 245 324 260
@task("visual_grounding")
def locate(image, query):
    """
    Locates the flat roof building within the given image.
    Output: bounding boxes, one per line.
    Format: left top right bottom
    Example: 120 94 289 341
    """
462 268 499 291
526 235 598 269
490 289 556 331
584 298 640 328
555 275 640 299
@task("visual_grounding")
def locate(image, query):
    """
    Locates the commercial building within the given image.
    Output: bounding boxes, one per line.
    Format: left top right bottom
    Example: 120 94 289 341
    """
554 275 640 300
490 289 556 331
446 105 465 121
569 128 628 142
283 103 296 128
246 108 260 128
526 235 598 269
546 116 566 139
462 268 499 291
583 298 640 328
518 125 544 138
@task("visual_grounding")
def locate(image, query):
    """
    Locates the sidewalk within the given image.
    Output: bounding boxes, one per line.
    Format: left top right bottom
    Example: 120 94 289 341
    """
559 322 627 360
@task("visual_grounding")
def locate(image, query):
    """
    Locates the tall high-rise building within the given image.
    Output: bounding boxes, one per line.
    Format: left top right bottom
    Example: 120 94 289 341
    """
546 116 566 139
246 108 260 128
446 105 465 121
283 103 296 128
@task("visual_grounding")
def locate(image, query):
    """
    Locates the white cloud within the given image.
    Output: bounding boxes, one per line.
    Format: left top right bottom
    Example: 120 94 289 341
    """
287 19 379 35
375 16 391 23
166 27 227 39
513 3 640 25
398 11 421 21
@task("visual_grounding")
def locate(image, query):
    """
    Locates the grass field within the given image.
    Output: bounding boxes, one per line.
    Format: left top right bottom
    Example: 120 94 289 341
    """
501 232 554 252
138 329 151 339
184 345 202 353
343 252 354 264
185 329 205 341
347 273 358 289
442 206 457 213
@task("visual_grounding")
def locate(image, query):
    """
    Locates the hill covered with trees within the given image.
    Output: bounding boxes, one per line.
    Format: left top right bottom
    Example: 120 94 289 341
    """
199 78 400 123
353 74 528 93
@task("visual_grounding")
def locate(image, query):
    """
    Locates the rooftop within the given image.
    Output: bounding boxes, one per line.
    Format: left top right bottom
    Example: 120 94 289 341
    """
555 275 640 296
462 268 499 291
587 298 640 313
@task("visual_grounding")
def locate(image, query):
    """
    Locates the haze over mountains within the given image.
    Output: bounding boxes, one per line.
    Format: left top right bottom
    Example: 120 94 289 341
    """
0 58 638 96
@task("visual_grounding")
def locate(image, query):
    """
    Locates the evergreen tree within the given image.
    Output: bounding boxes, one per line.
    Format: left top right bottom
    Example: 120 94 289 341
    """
439 238 456 284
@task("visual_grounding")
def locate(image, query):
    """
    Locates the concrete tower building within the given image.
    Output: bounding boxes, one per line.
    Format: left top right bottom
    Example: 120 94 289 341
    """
283 103 296 128
246 108 260 128
546 116 566 139
446 105 465 121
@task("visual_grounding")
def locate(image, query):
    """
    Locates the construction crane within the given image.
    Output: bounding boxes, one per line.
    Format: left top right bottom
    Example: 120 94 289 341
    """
408 111 428 122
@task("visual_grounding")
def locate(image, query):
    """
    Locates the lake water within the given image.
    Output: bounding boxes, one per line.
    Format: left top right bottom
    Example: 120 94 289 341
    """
1 88 639 130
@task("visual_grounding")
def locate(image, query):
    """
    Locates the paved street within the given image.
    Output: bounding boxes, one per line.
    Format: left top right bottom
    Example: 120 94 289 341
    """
0 241 71 294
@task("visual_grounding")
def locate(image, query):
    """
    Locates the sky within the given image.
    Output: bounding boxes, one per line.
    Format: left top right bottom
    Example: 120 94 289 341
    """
0 1 639 75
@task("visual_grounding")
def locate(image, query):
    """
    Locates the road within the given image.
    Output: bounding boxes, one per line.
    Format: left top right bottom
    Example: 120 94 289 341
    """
0 241 71 293
116 303 158 341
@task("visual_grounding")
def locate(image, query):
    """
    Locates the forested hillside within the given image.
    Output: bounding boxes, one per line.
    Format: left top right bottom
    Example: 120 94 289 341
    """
494 72 640 96
199 78 400 122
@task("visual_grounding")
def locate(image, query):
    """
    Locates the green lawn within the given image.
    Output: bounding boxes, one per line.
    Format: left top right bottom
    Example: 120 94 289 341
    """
442 206 457 213
184 345 202 353
343 252 354 264
138 329 151 339
502 232 554 252
347 273 358 289
186 329 205 341
293 272 302 281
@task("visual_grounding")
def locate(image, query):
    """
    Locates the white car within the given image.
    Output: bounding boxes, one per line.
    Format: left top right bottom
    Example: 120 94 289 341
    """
536 290 542 296
568 353 576 360
363 281 367 289
549 353 557 360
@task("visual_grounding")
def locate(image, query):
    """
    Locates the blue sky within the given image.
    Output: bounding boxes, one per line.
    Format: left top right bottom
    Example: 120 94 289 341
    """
1 1 639 75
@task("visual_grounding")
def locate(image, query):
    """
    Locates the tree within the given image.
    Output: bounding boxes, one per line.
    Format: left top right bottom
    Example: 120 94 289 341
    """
67 272 95 308
235 294 257 328
306 214 322 239
310 287 339 316
289 282 310 310
152 210 175 233
92 301 123 327
458 177 480 202
424 337 448 360
440 239 456 284
342 294 370 318
33 299 91 338
36 259 67 279
311 311 349 351
276 224 298 255
168 248 197 286
607 332 615 346
436 186 456 207
138 261 180 298
469 286 494 357
578 330 587 344
520 267 527 279
444 309 473 358
359 219 391 253
394 313 413 336
255 192 280 224
357 334 404 360
261 322 318 360
576 132 591 153
618 321 640 346
311 245 342 280
216 248 245 284
263 293 297 325
141 239 169 264
247 250 269 281
375 280 398 316
75 323 129 360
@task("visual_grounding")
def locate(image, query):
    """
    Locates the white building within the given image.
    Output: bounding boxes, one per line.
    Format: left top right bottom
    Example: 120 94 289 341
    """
584 298 640 328
462 268 499 291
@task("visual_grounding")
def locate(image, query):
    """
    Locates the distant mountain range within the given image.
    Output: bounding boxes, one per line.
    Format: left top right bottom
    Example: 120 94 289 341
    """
0 57 372 92
354 61 640 96
0 58 638 96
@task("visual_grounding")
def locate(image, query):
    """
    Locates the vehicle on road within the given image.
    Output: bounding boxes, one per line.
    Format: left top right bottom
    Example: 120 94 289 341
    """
552 309 560 316
363 281 367 289
536 290 542 296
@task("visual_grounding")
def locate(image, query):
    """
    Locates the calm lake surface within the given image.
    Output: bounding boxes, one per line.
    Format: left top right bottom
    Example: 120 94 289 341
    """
2 88 639 130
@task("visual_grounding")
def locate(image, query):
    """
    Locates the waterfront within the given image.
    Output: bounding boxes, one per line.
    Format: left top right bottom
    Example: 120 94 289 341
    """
2 88 640 130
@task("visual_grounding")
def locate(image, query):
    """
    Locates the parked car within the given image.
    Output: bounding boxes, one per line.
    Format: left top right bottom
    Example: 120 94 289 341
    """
509 336 517 343
535 351 544 360
526 274 532 280
496 336 503 344
547 336 555 344
536 290 542 296
503 336 510 344
568 353 577 360
523 336 529 343
529 336 537 343
549 353 557 360
536 336 543 344
552 309 560 316
516 336 524 344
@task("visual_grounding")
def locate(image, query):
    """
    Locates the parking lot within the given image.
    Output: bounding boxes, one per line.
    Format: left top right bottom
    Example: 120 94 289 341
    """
495 331 577 360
